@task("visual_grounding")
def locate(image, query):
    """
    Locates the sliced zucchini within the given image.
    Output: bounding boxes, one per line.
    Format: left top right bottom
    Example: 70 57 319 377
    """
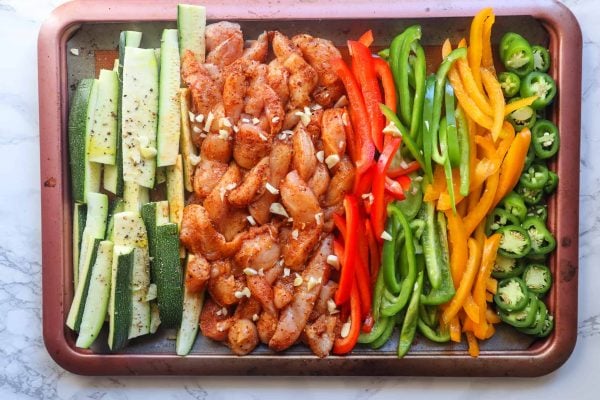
76 240 113 348
106 198 125 241
176 254 205 356
166 154 185 229
141 201 184 328
157 29 181 167
88 69 119 165
155 166 167 185
108 245 134 351
123 181 150 212
150 302 161 334
177 4 206 63
77 192 109 290
68 78 101 203
72 203 87 290
121 47 159 189
179 88 198 192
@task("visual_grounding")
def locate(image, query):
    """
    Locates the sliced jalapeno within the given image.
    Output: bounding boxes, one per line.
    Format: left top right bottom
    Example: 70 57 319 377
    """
544 171 558 195
524 139 537 171
526 204 548 223
518 300 548 335
522 264 552 296
537 314 554 338
507 97 537 131
494 277 529 312
532 45 551 72
519 163 549 190
516 183 544 205
522 217 556 256
486 207 521 234
497 225 532 258
499 71 521 98
500 192 528 222
532 119 560 159
499 293 540 328
500 32 534 76
520 71 557 110
492 254 526 279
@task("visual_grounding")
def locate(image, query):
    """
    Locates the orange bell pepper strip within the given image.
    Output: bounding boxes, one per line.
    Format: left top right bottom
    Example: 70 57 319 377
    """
448 66 494 130
481 12 496 72
486 307 502 324
442 37 452 57
466 331 480 357
463 170 499 237
504 95 538 117
493 127 532 206
474 221 486 251
449 316 462 343
463 295 481 324
473 233 501 340
442 238 483 324
456 41 493 117
467 185 482 213
468 7 493 93
484 320 496 339
481 68 505 141
485 292 493 302
486 277 498 294
457 199 469 218
445 210 469 286
358 30 374 47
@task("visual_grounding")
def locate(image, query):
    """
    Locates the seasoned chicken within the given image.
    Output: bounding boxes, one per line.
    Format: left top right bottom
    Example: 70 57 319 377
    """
257 311 278 344
184 253 211 293
292 123 317 182
181 50 223 117
193 159 229 199
267 59 290 104
200 298 233 342
243 31 269 62
280 170 322 225
228 318 259 355
208 259 244 306
308 162 330 199
205 21 244 68
323 155 355 207
321 108 347 159
228 157 270 207
281 222 322 271
304 314 338 358
233 123 272 169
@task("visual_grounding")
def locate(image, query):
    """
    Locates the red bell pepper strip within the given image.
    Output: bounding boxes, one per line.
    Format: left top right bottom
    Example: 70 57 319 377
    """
333 238 345 264
384 176 407 201
358 30 374 47
333 213 347 243
355 221 371 317
353 163 374 195
348 40 384 153
362 312 375 333
373 58 397 113
371 137 402 240
334 195 360 305
387 160 421 178
365 219 381 285
331 58 375 178
333 282 361 355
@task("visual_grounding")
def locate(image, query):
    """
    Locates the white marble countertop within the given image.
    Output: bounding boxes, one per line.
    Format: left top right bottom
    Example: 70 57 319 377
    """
1 0 599 398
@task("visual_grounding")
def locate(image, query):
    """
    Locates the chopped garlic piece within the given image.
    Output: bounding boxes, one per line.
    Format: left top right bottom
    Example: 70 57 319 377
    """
243 267 258 276
232 125 239 133
252 117 260 125
70 48 79 56
315 212 323 225
221 307 228 316
234 287 252 299
140 146 157 159
325 154 340 169
221 117 232 127
293 274 303 286
189 153 201 167
242 117 251 124
311 104 323 111
334 95 348 108
327 299 339 315
246 215 257 226
381 230 393 241
270 202 289 218
271 116 280 124
383 121 402 137
265 182 279 195
258 131 268 142
340 320 352 338
252 314 259 322
291 229 299 240
204 111 214 132
195 113 205 123
341 112 349 126
307 276 322 291
316 150 325 163
326 255 339 269
294 110 311 126
219 187 227 201
193 126 202 133
283 268 290 278
258 268 264 276
225 183 237 191
218 129 230 140
188 111 195 122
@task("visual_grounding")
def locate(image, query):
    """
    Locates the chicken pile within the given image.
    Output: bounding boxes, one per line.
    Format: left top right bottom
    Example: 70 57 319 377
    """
179 22 355 357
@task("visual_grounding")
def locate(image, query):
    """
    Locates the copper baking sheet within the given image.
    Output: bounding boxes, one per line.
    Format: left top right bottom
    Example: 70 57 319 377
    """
38 0 581 376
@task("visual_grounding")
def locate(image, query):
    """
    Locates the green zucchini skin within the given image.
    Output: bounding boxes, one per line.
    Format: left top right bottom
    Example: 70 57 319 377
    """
109 247 134 351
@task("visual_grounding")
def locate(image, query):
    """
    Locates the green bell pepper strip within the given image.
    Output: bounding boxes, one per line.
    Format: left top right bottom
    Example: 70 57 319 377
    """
500 192 528 222
358 316 392 344
519 162 550 190
527 204 548 222
494 277 530 312
492 254 526 280
497 224 532 258
398 269 424 357
422 75 436 181
410 43 426 141
418 303 436 328
444 82 460 167
544 171 558 194
421 201 443 289
382 216 402 294
507 97 537 131
379 104 425 168
378 48 390 60
522 217 556 256
520 72 557 110
516 183 544 205
370 315 396 349
372 259 386 322
500 32 534 77
537 314 554 337
456 107 471 197
417 318 451 343
518 300 548 335
486 207 521 234
532 45 551 73
421 211 455 305
499 71 521 98
396 176 423 221
389 31 407 98
397 25 422 127
439 117 457 212
380 204 418 316
431 48 467 165
523 263 552 296
499 293 540 328
532 119 560 159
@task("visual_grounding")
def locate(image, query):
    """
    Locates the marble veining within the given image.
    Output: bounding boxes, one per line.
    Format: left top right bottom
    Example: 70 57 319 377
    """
0 0 598 398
